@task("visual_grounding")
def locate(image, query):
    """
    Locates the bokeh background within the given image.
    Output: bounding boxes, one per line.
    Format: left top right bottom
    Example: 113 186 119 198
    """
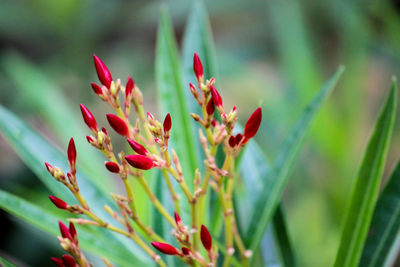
1 0 400 266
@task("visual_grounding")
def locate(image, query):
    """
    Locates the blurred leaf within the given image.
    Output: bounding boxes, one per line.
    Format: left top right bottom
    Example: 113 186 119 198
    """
360 160 400 267
0 189 151 266
155 6 201 220
1 52 112 192
334 79 397 267
247 66 345 252
0 104 151 264
0 256 16 267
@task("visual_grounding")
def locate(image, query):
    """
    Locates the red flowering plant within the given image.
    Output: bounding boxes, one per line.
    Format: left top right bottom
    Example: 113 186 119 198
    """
1 3 399 267
45 52 261 267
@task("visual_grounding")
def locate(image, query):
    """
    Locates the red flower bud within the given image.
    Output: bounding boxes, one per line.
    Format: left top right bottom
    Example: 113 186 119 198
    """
235 133 243 145
211 119 218 128
80 104 98 132
127 139 148 155
228 136 236 148
210 85 223 108
61 255 77 267
45 162 55 175
67 138 76 167
69 222 78 245
243 107 262 139
49 196 68 210
106 114 129 137
206 99 215 115
125 76 135 98
105 161 120 173
181 247 191 255
91 83 103 95
193 52 204 82
200 224 212 251
50 257 64 267
93 54 113 88
58 221 72 241
163 113 172 132
151 242 179 255
147 112 154 121
174 212 182 225
125 155 154 170
86 135 95 143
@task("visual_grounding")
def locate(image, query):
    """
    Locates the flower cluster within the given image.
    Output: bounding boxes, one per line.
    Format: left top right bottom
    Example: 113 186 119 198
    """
45 52 261 266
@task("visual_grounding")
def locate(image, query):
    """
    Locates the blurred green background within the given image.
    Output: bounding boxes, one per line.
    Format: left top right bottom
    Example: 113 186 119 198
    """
1 0 400 266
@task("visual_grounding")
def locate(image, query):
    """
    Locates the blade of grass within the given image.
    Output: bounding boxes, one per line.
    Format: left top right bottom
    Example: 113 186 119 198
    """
155 6 201 224
1 52 112 192
359 160 400 267
0 256 17 267
247 66 345 252
333 79 397 267
0 190 152 266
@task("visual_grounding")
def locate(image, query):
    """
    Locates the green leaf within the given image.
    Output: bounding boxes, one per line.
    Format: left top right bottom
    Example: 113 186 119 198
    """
0 105 151 265
1 52 112 192
155 6 201 219
247 66 345 252
0 190 152 266
334 79 397 267
0 256 17 267
360 160 400 267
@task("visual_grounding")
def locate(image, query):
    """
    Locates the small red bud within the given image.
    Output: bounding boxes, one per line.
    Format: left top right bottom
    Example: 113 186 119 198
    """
235 133 243 145
86 135 95 143
163 113 172 132
61 255 77 267
49 196 68 210
211 119 218 128
58 221 72 241
105 161 120 173
243 107 262 139
151 242 179 255
69 222 78 245
101 127 109 136
125 155 154 170
50 257 64 267
80 104 98 131
147 112 154 121
174 212 182 225
200 224 212 251
67 138 76 167
45 162 55 175
189 82 197 94
206 99 215 115
127 139 148 155
210 85 223 108
106 114 129 137
125 76 135 97
91 83 103 95
228 136 236 148
181 247 191 255
93 54 113 88
193 53 204 82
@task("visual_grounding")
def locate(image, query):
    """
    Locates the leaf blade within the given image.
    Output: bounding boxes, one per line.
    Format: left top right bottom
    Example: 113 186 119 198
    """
334 79 397 267
247 66 345 252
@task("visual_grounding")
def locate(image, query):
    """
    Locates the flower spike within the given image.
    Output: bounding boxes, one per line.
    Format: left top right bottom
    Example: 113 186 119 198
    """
49 196 68 210
200 224 212 251
125 154 154 170
80 104 98 132
193 52 204 82
93 54 113 88
105 161 120 173
151 242 180 255
163 113 172 133
106 114 129 137
127 139 148 155
243 107 262 140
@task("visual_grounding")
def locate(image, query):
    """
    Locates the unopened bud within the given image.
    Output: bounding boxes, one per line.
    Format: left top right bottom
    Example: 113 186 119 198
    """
193 53 204 83
106 114 129 137
105 161 120 173
125 154 154 170
243 107 262 140
151 242 180 255
200 224 212 251
49 196 68 210
80 104 98 132
93 54 113 88
127 139 148 155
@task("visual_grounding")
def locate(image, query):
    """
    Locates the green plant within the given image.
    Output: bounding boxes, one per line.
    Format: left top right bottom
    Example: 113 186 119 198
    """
0 2 399 267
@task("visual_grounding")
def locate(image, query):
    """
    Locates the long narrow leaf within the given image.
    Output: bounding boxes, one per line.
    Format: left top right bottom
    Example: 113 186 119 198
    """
247 66 345 252
0 190 152 266
360 160 400 267
334 79 397 267
0 257 16 267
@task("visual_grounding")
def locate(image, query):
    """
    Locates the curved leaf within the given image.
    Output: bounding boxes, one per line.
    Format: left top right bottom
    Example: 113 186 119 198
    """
0 257 16 267
247 66 345 252
334 79 397 267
